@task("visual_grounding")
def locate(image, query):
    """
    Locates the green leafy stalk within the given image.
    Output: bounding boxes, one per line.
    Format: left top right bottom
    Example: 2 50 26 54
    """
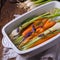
31 0 52 4
21 36 42 50
21 16 37 24
35 0 52 6
13 36 23 45
43 13 60 18
31 0 52 6
34 0 44 4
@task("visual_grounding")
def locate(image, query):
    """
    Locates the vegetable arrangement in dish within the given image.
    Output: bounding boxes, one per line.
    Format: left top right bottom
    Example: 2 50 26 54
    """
9 8 60 50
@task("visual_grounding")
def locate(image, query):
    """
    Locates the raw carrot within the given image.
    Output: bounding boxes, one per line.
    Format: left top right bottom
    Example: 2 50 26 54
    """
34 18 48 34
19 28 44 47
22 18 42 37
36 19 47 33
36 27 44 33
20 19 47 47
29 31 59 48
22 25 32 36
43 19 56 30
18 33 37 47
19 28 44 48
22 18 47 37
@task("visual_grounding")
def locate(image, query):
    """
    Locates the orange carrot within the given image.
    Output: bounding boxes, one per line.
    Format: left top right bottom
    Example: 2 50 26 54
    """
21 19 47 46
22 18 47 37
22 18 43 36
19 28 44 47
36 27 44 34
19 33 37 47
43 20 56 30
42 18 48 23
22 25 32 36
19 19 56 48
29 31 59 48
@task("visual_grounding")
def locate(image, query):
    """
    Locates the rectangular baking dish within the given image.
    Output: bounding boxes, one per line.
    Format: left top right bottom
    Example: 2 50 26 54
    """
2 1 60 57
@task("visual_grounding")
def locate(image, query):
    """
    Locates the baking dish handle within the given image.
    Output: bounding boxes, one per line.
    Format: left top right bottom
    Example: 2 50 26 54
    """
2 37 12 48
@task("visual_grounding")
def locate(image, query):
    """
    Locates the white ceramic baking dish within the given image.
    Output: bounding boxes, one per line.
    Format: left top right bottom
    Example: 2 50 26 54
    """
2 1 60 58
